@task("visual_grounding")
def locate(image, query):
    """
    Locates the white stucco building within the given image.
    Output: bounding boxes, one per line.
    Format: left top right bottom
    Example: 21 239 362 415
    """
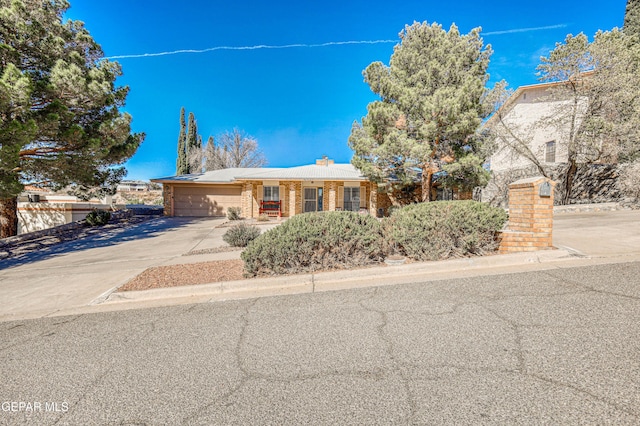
484 81 587 173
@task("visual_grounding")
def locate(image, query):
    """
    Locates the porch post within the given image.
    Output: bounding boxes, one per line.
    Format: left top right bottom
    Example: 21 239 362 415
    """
328 182 337 211
369 182 378 216
289 183 297 217
241 182 253 218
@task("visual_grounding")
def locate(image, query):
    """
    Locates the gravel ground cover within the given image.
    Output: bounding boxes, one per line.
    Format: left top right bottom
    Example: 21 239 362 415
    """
117 259 245 292
183 246 242 256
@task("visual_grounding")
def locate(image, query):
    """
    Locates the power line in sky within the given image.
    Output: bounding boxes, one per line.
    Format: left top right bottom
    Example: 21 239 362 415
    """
483 23 567 35
105 24 568 60
105 40 397 60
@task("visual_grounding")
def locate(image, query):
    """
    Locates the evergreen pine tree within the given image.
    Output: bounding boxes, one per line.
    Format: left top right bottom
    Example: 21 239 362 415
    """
176 107 188 175
348 22 491 201
0 0 144 237
625 0 640 37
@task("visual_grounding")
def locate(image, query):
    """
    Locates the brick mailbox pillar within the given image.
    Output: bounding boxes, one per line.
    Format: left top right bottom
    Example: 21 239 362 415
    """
499 176 556 254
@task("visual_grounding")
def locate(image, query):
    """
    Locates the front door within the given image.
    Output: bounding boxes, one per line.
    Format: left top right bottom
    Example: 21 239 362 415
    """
304 187 317 213
304 187 323 213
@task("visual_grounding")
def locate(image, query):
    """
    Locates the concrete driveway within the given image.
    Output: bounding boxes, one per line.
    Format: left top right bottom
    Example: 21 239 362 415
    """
553 209 640 257
0 217 236 320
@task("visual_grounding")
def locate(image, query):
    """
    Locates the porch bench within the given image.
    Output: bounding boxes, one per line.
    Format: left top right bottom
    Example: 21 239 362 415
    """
259 200 281 218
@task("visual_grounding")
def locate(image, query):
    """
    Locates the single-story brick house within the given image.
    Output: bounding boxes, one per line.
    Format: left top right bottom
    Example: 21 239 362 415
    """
152 158 382 218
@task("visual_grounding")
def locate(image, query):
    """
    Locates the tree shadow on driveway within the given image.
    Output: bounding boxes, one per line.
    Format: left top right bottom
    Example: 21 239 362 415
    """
0 216 211 271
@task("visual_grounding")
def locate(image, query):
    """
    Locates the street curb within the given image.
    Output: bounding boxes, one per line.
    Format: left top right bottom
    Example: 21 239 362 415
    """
105 273 315 304
89 286 120 305
103 249 576 305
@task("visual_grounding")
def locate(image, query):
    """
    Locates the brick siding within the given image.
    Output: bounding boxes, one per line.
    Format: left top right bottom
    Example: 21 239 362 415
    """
499 177 555 253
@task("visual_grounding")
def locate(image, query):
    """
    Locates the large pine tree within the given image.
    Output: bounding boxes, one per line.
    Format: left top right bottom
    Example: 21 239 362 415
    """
625 0 640 37
348 22 492 201
0 0 144 237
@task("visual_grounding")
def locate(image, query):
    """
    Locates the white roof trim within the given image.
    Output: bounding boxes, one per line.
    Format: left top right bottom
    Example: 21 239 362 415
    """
152 164 366 183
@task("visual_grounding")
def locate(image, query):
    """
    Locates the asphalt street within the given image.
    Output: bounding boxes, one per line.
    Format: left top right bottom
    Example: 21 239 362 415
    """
1 260 639 425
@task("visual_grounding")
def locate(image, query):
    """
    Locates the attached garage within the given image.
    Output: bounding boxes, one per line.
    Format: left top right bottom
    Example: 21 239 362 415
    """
172 184 242 217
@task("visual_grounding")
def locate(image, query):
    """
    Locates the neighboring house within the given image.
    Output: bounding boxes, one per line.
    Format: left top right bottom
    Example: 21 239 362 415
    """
17 188 113 234
152 158 380 218
481 76 608 205
116 180 151 192
484 80 578 174
481 74 625 206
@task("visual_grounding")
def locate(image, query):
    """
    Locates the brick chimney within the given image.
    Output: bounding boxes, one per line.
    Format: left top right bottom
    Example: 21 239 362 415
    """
315 156 334 166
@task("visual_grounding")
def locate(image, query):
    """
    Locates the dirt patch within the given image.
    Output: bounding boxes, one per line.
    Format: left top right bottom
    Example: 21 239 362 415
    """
118 259 245 292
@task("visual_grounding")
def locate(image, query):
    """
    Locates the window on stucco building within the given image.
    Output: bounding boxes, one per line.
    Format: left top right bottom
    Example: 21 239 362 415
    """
545 141 556 163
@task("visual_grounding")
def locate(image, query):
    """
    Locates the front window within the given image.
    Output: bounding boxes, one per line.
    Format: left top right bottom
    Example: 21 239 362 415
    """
263 186 279 201
545 141 556 163
344 187 360 212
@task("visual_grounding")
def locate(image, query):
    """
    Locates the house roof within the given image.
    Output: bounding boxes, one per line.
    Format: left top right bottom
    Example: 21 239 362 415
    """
484 71 595 128
236 163 366 181
151 163 366 184
152 168 281 183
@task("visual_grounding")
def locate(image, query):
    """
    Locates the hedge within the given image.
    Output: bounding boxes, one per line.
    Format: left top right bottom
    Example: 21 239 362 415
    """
241 211 385 276
384 200 507 261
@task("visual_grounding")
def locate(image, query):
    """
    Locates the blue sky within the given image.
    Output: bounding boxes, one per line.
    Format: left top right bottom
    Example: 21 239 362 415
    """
65 0 628 180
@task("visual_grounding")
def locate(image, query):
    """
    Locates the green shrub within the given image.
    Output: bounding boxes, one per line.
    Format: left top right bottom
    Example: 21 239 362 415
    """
386 205 401 217
227 206 242 220
384 200 507 261
223 223 261 247
85 209 111 226
242 211 385 276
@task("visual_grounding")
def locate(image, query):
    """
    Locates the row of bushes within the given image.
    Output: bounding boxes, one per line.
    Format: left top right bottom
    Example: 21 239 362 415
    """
384 201 507 261
226 201 507 277
241 212 385 276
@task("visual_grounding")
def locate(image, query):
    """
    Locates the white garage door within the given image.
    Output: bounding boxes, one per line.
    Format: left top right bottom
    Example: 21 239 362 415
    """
173 185 242 217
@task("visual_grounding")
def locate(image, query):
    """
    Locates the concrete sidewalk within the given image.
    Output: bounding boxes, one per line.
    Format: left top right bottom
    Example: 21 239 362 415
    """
1 208 639 321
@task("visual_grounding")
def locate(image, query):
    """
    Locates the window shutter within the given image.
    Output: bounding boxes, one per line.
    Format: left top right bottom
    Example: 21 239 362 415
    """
337 186 344 209
257 185 263 204
359 186 366 208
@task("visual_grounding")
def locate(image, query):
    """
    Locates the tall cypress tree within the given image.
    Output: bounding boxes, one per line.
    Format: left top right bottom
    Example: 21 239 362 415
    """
176 107 188 175
625 0 640 37
186 112 199 174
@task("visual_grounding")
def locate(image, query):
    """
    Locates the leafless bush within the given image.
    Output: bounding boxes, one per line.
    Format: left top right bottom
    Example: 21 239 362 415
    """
617 160 640 202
